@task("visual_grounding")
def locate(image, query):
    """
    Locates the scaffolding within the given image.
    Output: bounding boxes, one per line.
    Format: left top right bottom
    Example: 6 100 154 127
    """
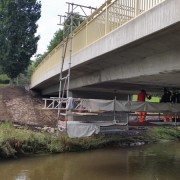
58 3 96 101
44 2 97 131
43 97 180 136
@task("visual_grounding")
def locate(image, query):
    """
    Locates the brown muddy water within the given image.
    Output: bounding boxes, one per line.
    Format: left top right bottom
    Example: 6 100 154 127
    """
0 142 180 180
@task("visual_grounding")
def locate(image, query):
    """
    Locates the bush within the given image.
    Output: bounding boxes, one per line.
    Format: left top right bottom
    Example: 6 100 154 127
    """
0 74 10 84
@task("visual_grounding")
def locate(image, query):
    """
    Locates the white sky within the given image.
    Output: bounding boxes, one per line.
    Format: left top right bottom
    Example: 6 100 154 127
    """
35 0 105 57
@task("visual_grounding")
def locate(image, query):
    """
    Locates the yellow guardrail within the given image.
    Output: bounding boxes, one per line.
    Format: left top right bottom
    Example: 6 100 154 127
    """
31 0 165 87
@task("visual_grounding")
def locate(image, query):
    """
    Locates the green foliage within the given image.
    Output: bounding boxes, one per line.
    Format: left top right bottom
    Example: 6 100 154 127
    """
17 73 30 85
47 136 66 153
0 122 49 158
1 122 180 159
0 66 4 74
0 0 41 79
30 13 85 72
0 65 9 84
63 13 85 37
0 74 10 84
147 127 180 141
47 29 63 53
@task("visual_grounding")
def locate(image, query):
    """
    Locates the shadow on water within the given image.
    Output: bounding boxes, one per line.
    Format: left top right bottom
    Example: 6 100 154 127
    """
0 142 180 180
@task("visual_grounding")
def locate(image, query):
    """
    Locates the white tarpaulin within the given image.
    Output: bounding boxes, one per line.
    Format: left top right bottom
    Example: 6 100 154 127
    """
67 121 100 138
66 99 180 138
115 101 180 113
80 99 114 112
79 99 180 113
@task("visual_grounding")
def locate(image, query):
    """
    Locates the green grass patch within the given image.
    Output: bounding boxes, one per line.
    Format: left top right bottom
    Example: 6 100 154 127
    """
0 74 10 84
0 122 180 159
132 95 160 102
0 122 146 159
147 127 180 141
0 122 50 158
0 84 10 87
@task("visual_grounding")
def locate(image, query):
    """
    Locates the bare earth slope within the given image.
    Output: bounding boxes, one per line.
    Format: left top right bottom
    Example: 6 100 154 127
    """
0 86 57 127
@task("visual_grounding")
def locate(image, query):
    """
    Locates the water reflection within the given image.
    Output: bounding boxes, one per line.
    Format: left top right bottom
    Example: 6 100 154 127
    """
0 142 180 180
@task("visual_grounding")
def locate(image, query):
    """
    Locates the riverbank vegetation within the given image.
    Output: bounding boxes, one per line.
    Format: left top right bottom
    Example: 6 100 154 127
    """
0 1 41 85
0 122 180 159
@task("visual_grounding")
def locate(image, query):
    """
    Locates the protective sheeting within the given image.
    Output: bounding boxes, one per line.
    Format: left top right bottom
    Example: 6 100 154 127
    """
67 121 127 138
80 99 114 112
115 101 180 113
79 99 180 113
66 99 180 138
67 121 100 138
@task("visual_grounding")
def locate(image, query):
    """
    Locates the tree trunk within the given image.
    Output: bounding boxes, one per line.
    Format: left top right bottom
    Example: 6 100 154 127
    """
9 79 15 87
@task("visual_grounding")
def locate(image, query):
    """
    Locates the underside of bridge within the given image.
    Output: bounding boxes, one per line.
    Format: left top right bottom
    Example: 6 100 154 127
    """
34 22 180 99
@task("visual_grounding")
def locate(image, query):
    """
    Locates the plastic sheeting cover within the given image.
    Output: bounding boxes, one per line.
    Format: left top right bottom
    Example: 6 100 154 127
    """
80 99 180 113
80 99 114 112
115 101 180 112
67 121 100 138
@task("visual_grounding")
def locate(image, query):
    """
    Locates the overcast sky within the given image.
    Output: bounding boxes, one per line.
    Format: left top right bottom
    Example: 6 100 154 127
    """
35 0 105 57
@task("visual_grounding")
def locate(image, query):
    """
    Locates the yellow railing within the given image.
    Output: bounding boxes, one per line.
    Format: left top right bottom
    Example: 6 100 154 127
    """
31 0 165 87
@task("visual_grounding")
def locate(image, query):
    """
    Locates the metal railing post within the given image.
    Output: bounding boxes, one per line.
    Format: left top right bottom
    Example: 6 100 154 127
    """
127 94 130 129
105 1 108 35
113 96 116 123
135 0 140 16
174 113 177 127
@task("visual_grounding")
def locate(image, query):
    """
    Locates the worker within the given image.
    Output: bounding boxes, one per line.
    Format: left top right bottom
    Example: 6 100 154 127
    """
160 88 171 103
137 89 151 123
160 88 172 122
171 90 180 103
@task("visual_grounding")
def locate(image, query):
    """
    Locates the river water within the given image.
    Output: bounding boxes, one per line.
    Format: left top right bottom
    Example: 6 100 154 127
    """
0 142 180 180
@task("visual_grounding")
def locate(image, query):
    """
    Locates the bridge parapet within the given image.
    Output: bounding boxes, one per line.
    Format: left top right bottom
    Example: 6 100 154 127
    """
31 0 165 88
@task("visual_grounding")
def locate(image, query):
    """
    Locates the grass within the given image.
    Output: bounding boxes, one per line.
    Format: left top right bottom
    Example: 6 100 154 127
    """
0 122 50 158
0 84 10 87
0 122 180 159
132 95 160 102
147 126 180 141
0 122 145 159
0 74 10 84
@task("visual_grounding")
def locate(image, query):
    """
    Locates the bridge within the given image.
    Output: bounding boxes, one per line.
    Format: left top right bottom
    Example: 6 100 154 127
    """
31 0 180 99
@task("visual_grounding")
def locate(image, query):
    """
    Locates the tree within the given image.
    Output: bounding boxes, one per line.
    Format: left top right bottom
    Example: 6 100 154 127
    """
0 0 41 80
29 12 85 77
64 13 85 37
47 29 63 53
47 13 84 53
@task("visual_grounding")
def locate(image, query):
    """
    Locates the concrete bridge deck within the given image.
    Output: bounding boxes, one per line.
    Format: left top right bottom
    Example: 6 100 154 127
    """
31 0 180 98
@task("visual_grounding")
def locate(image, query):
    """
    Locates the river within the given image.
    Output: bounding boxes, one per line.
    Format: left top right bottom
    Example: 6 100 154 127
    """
0 142 180 180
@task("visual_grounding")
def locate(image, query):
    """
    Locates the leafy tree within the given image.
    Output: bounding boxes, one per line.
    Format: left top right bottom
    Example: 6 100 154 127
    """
0 65 3 74
47 29 63 53
0 0 41 80
47 13 84 54
30 12 85 77
63 12 85 37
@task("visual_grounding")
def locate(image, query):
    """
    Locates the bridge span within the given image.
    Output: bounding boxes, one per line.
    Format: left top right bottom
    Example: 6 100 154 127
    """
31 0 180 99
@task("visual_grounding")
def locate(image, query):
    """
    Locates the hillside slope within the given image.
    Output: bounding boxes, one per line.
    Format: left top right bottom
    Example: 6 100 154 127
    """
0 86 57 127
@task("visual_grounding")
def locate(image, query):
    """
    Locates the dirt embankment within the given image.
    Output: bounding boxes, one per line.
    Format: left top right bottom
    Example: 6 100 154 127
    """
0 86 57 127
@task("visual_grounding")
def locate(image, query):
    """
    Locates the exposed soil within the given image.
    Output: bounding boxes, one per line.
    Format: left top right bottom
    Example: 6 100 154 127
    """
0 86 57 127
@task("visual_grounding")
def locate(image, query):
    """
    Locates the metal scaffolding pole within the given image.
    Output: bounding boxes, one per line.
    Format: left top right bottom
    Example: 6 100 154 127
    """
56 2 96 131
